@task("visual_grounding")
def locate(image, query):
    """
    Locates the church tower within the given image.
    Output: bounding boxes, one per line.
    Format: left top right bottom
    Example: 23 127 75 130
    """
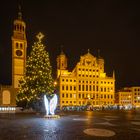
56 49 68 78
11 6 27 89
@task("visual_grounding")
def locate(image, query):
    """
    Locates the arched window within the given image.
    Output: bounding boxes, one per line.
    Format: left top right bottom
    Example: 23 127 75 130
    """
16 42 18 49
2 90 11 104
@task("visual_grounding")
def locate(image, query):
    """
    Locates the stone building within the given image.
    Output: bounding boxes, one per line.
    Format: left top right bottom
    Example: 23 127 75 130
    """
116 87 140 109
57 49 115 108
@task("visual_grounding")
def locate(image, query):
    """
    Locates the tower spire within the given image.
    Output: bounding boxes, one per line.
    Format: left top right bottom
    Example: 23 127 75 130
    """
113 70 115 79
18 4 22 20
60 45 64 55
98 49 100 58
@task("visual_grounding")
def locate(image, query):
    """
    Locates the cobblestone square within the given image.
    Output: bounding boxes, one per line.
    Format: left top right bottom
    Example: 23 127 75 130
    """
0 110 140 140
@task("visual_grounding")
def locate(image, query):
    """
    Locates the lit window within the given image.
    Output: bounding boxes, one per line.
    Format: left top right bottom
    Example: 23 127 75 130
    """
62 93 64 97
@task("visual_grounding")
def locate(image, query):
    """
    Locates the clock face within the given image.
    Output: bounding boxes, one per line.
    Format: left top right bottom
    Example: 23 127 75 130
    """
16 50 22 56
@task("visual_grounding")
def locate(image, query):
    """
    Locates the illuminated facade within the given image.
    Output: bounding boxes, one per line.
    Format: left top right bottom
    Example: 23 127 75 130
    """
116 87 140 108
0 8 27 106
57 50 115 108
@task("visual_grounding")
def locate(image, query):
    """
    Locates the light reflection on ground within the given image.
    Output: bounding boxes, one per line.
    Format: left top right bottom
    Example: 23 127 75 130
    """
0 110 140 140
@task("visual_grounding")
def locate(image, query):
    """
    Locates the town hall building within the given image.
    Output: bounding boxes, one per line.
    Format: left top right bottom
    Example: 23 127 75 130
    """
57 49 115 108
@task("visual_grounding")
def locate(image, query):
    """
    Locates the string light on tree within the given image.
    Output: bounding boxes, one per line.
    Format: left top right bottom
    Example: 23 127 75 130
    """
16 32 54 110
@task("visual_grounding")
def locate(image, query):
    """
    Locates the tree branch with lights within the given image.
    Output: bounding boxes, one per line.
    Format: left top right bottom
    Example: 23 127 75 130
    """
16 32 54 111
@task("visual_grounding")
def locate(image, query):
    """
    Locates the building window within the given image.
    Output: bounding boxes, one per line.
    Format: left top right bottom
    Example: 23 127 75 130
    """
86 85 88 91
82 85 84 91
101 87 103 92
66 94 68 98
96 86 98 91
66 86 68 90
89 85 91 91
70 86 72 90
79 94 81 98
79 85 81 91
62 93 64 97
70 94 72 98
62 85 64 90
93 85 95 91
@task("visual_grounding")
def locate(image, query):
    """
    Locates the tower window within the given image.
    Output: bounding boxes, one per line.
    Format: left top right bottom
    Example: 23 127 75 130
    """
16 43 18 49
17 25 19 30
20 43 23 49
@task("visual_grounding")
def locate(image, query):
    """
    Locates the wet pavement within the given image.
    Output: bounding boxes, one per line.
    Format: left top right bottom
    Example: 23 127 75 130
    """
0 110 140 140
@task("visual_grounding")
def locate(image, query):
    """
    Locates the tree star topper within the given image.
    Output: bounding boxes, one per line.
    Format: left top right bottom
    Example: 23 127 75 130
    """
36 32 44 42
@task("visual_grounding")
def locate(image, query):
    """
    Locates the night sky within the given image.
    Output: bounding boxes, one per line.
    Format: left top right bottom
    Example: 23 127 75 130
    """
0 0 140 90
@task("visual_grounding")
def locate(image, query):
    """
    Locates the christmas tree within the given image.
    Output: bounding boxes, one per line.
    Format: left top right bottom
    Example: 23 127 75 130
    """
16 32 54 111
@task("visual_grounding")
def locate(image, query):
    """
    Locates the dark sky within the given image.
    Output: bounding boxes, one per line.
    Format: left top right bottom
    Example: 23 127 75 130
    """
0 0 140 90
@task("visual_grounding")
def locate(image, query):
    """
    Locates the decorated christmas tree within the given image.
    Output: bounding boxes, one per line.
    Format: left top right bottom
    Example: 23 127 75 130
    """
16 32 54 111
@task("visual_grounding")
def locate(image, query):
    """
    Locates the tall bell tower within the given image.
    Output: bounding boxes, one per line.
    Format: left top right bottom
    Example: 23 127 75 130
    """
12 6 27 89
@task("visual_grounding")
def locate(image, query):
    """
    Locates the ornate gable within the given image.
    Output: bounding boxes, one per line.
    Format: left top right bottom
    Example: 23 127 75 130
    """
78 52 97 67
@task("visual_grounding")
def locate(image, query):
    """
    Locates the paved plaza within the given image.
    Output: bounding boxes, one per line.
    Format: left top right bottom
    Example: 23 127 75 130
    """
0 110 140 140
